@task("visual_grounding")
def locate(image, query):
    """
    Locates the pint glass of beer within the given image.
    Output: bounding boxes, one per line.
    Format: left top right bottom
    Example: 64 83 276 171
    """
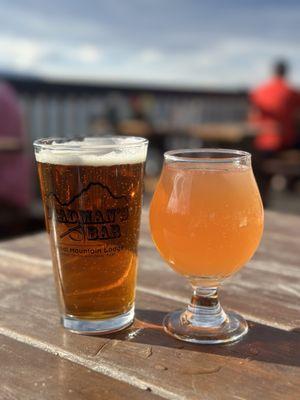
34 137 148 334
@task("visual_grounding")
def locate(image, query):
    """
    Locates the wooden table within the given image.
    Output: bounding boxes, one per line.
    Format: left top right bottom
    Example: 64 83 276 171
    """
0 210 299 400
187 123 257 143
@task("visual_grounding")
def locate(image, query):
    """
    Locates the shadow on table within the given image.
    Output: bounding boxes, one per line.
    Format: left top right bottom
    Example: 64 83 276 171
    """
104 309 300 368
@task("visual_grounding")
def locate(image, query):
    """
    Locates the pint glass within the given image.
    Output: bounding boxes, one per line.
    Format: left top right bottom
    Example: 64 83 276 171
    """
34 137 148 334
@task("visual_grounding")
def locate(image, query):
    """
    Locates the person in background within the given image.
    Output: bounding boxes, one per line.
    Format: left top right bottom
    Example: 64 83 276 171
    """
0 80 30 233
249 60 300 152
249 60 300 202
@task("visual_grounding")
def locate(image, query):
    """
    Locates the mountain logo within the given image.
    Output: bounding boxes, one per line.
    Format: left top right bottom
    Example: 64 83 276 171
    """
46 181 129 242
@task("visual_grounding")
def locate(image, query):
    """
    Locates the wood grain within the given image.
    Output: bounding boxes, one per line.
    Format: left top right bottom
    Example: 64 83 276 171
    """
0 210 299 399
0 335 160 400
0 257 299 399
1 211 299 329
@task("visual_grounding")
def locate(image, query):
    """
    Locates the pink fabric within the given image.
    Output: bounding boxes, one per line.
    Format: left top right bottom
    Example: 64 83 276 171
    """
0 81 30 208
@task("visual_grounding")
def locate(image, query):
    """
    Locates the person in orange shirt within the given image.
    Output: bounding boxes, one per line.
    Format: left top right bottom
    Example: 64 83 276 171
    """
249 60 300 152
249 60 300 204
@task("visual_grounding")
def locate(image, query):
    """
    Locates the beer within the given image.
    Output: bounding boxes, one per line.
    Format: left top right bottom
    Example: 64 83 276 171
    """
34 137 148 333
149 149 263 344
150 162 263 278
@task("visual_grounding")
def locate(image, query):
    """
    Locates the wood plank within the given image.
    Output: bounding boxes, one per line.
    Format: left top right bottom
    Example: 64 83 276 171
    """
139 209 300 330
0 210 299 330
0 335 160 400
188 122 254 142
138 246 300 331
0 258 299 400
0 232 51 261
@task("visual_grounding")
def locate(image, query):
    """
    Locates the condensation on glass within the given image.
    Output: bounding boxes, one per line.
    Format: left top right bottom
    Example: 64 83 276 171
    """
34 137 148 334
150 148 264 344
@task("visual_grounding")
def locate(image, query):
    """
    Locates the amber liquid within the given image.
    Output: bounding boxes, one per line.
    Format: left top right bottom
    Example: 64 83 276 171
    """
150 163 263 279
38 161 144 319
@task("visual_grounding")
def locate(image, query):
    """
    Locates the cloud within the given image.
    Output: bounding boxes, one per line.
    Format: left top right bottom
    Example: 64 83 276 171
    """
138 49 164 64
74 45 103 63
0 34 105 73
0 0 300 87
0 36 43 70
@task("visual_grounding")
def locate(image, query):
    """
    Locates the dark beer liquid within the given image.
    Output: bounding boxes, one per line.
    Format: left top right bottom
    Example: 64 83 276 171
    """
38 161 144 320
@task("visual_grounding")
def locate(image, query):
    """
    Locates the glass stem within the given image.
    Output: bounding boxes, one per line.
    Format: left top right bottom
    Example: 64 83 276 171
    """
185 287 227 328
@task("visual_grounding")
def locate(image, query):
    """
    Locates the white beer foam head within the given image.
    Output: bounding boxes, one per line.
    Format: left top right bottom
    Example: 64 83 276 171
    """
35 137 148 166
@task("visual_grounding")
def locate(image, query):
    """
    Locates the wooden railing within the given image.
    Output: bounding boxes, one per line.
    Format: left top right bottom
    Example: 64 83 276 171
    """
2 75 250 211
4 75 248 142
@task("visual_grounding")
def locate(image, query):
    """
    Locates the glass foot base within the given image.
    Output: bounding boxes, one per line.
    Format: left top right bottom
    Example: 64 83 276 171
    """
163 310 248 344
62 306 134 335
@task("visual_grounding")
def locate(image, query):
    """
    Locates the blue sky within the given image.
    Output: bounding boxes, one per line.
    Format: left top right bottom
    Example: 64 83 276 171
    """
0 0 300 88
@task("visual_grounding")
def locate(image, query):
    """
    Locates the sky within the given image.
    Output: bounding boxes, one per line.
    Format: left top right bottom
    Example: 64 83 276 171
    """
1 0 300 88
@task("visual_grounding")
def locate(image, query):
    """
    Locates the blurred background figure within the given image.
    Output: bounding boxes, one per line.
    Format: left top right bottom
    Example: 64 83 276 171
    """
249 60 300 152
0 79 31 237
249 60 300 203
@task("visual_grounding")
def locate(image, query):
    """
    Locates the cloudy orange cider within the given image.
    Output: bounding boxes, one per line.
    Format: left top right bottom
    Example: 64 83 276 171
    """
150 162 264 280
